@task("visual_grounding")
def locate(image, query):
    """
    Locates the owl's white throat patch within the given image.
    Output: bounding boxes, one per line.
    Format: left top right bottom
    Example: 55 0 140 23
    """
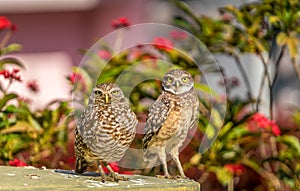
164 85 193 95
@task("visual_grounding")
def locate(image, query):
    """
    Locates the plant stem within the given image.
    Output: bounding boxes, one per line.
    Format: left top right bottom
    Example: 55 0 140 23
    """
291 57 300 81
0 30 12 50
113 30 124 54
269 46 285 121
228 178 234 191
233 54 253 100
259 135 272 171
257 53 273 119
271 46 285 92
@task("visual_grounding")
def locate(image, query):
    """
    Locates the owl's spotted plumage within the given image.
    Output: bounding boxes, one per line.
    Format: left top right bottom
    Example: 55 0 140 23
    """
74 83 137 181
143 69 199 178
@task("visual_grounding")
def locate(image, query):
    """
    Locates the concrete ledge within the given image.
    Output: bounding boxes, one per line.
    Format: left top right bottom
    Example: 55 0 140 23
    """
0 166 200 191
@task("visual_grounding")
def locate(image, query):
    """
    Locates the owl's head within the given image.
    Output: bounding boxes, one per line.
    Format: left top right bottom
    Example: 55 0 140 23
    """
91 83 125 104
162 69 194 95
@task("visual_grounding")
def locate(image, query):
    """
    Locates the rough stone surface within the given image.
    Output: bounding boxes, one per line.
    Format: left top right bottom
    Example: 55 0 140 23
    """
0 166 200 191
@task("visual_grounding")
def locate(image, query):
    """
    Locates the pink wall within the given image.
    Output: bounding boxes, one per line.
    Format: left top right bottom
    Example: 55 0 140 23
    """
1 0 149 108
3 0 149 65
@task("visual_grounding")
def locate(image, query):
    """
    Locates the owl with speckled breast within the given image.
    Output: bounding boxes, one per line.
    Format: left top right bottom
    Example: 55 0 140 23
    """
74 83 137 182
143 69 199 178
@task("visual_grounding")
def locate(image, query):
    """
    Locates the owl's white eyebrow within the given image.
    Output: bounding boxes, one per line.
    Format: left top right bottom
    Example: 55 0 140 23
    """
110 88 120 92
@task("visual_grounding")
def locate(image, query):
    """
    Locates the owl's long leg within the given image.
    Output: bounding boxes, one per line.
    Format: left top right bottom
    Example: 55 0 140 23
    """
170 148 187 178
106 164 128 182
98 164 108 181
157 149 172 178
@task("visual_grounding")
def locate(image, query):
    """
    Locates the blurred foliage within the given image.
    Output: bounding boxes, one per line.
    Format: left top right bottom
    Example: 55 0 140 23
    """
0 17 73 168
172 0 300 190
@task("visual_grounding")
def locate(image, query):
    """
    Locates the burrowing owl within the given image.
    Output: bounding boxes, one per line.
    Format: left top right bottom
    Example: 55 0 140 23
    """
74 83 137 181
143 69 199 178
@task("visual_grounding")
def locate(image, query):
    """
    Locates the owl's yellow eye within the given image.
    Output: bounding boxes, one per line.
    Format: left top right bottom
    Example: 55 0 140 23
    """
167 76 173 83
94 90 102 95
111 90 119 95
181 77 189 83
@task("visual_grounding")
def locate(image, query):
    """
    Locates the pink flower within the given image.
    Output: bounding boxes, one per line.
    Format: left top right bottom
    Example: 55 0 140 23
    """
8 158 28 167
169 30 188 40
98 49 112 60
111 17 131 29
152 37 174 51
224 163 245 175
27 80 39 93
0 16 12 30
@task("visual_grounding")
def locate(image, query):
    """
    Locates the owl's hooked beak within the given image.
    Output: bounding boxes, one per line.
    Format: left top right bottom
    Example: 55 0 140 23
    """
105 94 111 104
175 81 180 89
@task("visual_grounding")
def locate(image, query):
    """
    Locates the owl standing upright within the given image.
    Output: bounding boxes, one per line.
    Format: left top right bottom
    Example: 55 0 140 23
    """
143 69 199 178
74 83 137 182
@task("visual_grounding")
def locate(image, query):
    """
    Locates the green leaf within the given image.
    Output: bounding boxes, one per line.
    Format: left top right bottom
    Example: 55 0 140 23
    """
241 158 261 173
276 32 287 46
0 94 18 109
194 83 218 97
0 57 25 70
219 121 233 138
171 0 202 30
286 35 300 59
277 135 300 155
268 15 281 24
5 105 30 115
28 115 42 133
209 166 233 185
190 153 202 165
226 126 250 141
0 121 32 134
0 43 22 55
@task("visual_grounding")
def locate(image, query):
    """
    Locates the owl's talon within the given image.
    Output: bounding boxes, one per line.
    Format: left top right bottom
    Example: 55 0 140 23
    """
109 173 128 182
88 177 106 183
175 175 188 179
155 175 174 179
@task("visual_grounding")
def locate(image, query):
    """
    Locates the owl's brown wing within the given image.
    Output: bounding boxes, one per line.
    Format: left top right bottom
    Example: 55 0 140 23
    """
143 93 171 150
188 90 199 130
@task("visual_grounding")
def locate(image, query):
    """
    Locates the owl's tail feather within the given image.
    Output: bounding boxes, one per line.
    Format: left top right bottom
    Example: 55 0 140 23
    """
75 158 88 174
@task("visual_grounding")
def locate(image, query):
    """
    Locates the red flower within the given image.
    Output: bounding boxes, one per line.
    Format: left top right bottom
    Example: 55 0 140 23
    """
270 120 281 136
68 73 82 84
66 156 76 166
152 37 174 51
11 24 17 31
8 158 28 167
224 164 245 175
169 30 188 40
111 17 131 29
103 162 120 174
27 80 39 93
0 68 22 82
98 49 112 60
0 16 12 30
248 113 281 136
120 171 134 175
